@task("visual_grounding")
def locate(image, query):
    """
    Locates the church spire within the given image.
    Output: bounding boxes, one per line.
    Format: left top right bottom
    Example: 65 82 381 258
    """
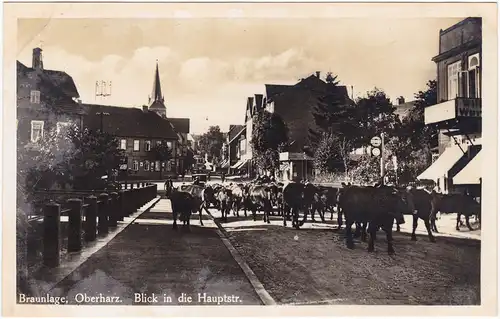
148 60 166 117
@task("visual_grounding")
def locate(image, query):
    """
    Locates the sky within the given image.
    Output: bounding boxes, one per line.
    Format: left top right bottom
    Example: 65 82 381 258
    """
17 18 462 134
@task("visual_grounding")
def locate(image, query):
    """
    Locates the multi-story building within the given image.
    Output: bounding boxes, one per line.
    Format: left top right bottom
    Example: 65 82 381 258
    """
220 124 246 173
418 17 482 196
82 103 181 179
264 72 351 181
17 48 84 149
83 62 190 179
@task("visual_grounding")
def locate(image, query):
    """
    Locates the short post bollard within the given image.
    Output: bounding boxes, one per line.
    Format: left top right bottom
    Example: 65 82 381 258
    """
109 192 118 227
98 193 109 236
43 202 61 268
123 189 131 216
117 190 125 221
84 196 97 242
67 198 83 252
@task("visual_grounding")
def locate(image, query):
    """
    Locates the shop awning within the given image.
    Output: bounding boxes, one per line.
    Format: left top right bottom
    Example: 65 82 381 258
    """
417 143 466 181
453 151 481 185
219 158 229 168
231 159 245 169
280 162 290 171
236 159 249 169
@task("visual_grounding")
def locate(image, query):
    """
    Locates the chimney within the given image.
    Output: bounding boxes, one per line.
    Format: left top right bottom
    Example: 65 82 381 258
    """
142 105 148 112
396 96 405 105
32 47 43 70
315 71 320 78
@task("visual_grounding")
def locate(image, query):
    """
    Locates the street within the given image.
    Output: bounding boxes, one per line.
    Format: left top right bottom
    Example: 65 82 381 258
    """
47 186 481 305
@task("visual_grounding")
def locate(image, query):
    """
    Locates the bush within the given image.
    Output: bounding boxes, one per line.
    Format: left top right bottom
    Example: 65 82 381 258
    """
311 171 345 184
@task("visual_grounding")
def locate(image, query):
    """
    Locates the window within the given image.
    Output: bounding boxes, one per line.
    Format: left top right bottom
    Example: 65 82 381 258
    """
30 90 40 104
156 141 162 147
30 120 44 142
133 140 140 151
468 54 481 98
240 139 246 154
140 161 144 167
56 122 70 135
166 161 172 171
150 161 155 171
144 161 150 171
145 140 151 152
155 161 160 171
167 141 173 149
133 160 139 171
447 61 462 100
120 139 127 150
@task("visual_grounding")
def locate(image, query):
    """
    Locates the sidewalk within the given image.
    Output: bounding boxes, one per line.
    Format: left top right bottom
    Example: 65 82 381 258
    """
47 198 262 305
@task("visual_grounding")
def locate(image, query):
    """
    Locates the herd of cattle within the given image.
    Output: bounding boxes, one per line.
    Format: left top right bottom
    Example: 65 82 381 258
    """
167 180 481 254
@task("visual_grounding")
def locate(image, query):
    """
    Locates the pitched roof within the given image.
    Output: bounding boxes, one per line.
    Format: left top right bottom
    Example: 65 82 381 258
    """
169 118 190 133
228 124 245 142
265 84 292 102
228 126 246 144
17 61 80 100
81 104 178 139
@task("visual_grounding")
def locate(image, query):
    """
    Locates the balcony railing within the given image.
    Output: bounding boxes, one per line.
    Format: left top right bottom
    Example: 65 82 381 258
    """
424 97 481 125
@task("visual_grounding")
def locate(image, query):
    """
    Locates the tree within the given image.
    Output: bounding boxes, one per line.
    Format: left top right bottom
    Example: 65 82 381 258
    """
151 140 173 179
63 127 124 190
385 80 438 184
308 76 358 174
251 111 289 174
197 126 225 163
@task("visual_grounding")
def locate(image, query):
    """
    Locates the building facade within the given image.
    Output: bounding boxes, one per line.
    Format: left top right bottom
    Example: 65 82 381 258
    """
264 72 351 181
17 48 84 150
418 17 482 196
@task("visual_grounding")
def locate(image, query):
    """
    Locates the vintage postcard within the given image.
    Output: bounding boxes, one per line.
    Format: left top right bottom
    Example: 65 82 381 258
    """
2 2 498 317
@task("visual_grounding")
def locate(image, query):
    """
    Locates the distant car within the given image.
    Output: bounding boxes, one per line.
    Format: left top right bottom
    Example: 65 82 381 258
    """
191 173 208 186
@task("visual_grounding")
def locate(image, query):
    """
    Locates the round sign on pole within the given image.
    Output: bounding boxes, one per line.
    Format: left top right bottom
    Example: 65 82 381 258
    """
370 136 382 147
371 147 381 157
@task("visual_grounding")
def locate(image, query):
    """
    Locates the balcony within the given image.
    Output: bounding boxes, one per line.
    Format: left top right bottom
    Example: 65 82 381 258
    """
424 98 481 131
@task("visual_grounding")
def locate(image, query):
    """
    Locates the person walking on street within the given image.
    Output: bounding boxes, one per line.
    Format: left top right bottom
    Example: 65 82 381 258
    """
221 172 225 184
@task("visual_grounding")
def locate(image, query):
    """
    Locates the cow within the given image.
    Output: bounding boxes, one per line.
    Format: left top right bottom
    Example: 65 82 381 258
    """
338 184 411 254
393 187 436 242
180 184 215 226
169 189 195 229
247 184 273 223
281 182 306 229
228 183 247 217
430 193 481 232
217 187 233 222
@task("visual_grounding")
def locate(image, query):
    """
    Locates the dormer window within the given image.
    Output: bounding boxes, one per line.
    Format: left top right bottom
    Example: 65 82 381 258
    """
30 90 40 104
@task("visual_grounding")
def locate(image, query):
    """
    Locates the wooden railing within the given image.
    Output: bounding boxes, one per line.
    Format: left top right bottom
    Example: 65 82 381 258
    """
29 183 158 268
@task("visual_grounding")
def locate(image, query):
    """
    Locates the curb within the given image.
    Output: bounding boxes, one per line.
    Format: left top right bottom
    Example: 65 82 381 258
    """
203 209 277 306
38 196 161 295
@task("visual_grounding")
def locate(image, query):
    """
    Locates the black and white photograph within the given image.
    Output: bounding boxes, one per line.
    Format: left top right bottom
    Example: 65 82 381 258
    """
2 2 498 317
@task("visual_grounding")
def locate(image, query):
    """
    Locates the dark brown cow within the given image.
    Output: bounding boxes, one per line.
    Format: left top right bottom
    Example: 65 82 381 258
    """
281 182 306 229
180 184 214 226
430 193 481 232
394 188 436 242
338 184 410 254
169 190 195 230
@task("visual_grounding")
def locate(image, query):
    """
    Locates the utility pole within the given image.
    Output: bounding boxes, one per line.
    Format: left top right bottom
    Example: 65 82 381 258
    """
380 132 385 185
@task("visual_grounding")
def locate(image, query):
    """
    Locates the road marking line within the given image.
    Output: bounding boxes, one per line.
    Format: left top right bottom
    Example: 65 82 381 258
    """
204 211 277 305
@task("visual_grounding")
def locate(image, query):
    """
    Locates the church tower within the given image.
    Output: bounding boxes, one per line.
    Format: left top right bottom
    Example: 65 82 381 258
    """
148 61 167 118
